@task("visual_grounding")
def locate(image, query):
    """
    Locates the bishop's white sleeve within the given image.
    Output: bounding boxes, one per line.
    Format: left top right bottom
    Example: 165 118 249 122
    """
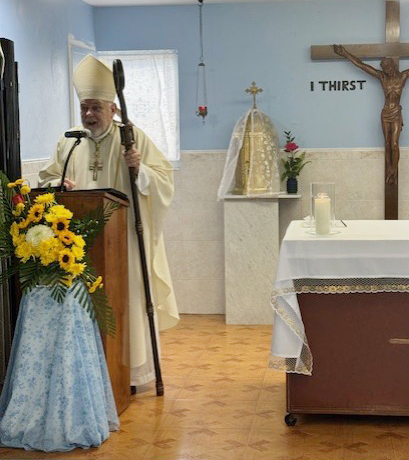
134 127 174 241
136 165 150 195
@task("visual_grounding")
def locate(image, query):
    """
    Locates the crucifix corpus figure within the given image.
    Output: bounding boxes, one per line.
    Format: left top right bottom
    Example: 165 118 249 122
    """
89 157 103 180
334 44 409 186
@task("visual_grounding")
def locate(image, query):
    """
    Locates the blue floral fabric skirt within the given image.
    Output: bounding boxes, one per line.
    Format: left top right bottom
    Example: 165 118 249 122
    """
0 286 119 452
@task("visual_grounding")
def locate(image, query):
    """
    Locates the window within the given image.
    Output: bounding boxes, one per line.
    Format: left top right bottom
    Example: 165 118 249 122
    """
69 42 180 161
98 50 180 161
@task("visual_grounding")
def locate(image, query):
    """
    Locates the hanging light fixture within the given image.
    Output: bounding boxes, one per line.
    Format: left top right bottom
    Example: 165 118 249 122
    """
196 0 208 122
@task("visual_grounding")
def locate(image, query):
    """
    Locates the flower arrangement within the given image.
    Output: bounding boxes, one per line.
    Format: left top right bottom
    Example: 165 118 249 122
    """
281 131 310 181
0 173 117 334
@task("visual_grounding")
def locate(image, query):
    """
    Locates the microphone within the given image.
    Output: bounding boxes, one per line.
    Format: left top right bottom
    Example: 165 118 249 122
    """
64 129 91 139
60 129 91 191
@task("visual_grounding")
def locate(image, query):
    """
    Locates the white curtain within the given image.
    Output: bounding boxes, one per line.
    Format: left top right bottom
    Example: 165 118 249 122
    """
98 50 180 161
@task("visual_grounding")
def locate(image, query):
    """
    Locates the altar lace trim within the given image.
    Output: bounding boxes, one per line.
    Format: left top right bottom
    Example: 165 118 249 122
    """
269 278 409 375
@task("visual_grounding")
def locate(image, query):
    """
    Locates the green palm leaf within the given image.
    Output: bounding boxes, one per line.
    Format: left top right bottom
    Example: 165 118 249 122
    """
0 171 14 224
89 287 116 336
19 260 41 294
73 256 116 334
50 281 68 304
71 201 120 247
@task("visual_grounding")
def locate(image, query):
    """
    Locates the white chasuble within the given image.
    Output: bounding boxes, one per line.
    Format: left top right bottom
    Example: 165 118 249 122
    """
38 121 179 385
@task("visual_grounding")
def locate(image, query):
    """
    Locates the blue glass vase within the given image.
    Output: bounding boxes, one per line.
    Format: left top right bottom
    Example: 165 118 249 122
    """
286 177 298 194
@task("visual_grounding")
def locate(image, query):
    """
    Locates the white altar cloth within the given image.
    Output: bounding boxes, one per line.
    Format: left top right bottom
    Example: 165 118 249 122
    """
270 220 409 374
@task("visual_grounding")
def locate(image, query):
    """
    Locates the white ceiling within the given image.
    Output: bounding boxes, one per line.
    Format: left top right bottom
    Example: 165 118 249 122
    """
83 0 380 6
83 0 266 5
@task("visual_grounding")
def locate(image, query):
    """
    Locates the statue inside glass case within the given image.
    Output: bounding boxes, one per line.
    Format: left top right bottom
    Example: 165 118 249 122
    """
218 82 280 198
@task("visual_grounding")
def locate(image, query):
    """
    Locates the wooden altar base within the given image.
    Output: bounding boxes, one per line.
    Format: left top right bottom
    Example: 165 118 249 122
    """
287 291 409 420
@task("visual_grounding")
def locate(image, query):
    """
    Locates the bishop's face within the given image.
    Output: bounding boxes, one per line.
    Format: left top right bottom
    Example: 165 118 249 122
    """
80 99 115 137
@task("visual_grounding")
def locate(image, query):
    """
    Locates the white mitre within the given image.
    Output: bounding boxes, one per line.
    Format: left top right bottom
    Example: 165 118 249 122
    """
73 54 116 102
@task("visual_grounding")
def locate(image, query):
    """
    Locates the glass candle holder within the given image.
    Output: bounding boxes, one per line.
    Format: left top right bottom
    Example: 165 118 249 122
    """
310 182 335 235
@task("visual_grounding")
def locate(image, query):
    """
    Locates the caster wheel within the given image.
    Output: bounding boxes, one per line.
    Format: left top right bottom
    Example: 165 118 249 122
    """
285 413 297 426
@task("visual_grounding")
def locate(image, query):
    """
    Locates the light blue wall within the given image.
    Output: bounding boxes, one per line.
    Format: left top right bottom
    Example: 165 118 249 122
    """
2 0 409 157
0 0 94 160
94 0 409 150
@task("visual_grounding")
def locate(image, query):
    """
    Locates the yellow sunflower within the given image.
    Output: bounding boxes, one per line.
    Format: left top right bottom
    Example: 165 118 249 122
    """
89 276 103 293
57 229 76 245
58 248 75 270
67 262 86 277
27 204 45 223
51 218 70 234
15 241 35 263
34 193 55 205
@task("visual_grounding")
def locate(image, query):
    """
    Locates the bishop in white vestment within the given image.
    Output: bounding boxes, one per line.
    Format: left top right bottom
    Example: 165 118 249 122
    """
38 55 179 386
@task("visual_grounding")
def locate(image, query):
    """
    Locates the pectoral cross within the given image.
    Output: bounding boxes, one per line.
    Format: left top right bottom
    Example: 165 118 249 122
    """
89 157 103 181
311 1 409 219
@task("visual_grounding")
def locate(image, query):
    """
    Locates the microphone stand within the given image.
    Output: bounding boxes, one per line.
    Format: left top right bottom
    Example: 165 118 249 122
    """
60 137 81 192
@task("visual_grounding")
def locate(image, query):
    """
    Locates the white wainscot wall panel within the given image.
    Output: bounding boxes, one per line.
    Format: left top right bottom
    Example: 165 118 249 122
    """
163 151 226 314
21 159 49 188
24 148 405 322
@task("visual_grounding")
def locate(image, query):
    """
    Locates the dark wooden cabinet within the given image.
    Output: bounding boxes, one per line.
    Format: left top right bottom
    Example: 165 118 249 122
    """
287 291 409 416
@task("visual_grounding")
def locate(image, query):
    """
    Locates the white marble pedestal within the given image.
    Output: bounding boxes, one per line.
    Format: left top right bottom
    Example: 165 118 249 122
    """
223 195 281 324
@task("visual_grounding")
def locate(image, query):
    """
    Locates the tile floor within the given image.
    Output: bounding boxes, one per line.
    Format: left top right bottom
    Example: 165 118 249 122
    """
3 314 409 459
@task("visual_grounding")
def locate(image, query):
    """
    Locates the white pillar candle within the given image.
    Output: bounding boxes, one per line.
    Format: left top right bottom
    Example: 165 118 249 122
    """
314 194 331 235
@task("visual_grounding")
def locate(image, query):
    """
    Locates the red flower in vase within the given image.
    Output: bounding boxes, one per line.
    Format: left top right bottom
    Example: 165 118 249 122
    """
281 131 310 182
284 142 299 153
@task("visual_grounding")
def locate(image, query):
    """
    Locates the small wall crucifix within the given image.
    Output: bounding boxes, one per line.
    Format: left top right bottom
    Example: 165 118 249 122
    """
311 0 409 219
89 158 103 181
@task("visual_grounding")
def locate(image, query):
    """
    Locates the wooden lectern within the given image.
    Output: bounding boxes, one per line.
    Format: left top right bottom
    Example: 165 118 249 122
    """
49 190 130 414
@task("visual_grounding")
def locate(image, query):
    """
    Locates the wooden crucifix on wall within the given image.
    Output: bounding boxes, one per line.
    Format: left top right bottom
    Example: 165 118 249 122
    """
311 0 409 219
